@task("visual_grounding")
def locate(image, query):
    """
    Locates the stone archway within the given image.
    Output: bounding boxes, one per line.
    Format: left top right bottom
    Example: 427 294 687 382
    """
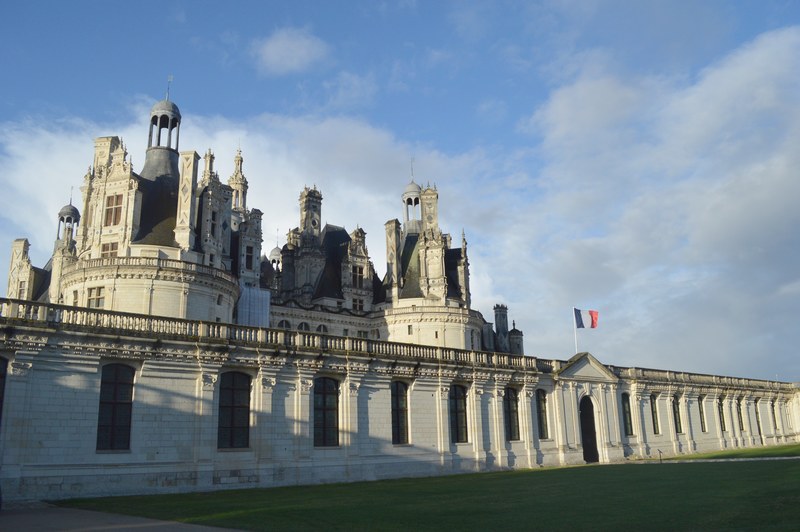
580 396 599 463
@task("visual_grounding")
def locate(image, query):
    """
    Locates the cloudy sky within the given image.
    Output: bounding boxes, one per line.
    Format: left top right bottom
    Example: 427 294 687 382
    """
1 1 799 382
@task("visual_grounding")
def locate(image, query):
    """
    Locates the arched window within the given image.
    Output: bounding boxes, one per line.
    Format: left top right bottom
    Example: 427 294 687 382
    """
650 393 660 435
0 356 8 430
621 393 633 436
503 387 520 441
298 322 310 331
698 395 707 433
218 372 251 449
391 381 409 444
277 320 291 329
316 324 328 333
672 395 682 434
449 385 468 443
736 397 744 431
314 377 339 447
536 389 549 439
718 396 727 432
97 364 135 451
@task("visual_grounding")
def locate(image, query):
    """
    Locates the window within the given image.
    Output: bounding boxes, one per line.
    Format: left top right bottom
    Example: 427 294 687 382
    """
718 396 727 432
314 377 339 447
17 280 27 299
621 393 634 436
698 395 707 433
449 385 468 443
754 398 762 437
217 294 223 305
352 298 364 311
357 330 369 339
771 401 777 431
316 324 328 333
72 290 79 306
96 364 135 451
342 328 349 337
298 322 310 331
391 381 409 444
504 387 520 441
407 324 413 335
101 242 118 257
277 320 291 329
218 372 251 449
210 211 218 237
209 254 215 266
245 246 254 270
672 395 682 434
352 265 364 289
0 357 7 430
650 393 660 435
87 287 105 309
736 397 745 431
536 389 549 439
104 194 123 226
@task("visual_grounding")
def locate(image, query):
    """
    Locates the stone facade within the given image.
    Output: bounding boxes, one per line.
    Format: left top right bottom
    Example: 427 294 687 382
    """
0 97 798 502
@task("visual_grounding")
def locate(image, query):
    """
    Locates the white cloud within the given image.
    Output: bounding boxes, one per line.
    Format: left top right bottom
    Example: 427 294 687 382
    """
251 27 330 76
322 71 378 110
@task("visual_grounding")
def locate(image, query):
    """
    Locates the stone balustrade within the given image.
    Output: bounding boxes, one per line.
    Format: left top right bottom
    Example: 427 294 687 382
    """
62 256 237 284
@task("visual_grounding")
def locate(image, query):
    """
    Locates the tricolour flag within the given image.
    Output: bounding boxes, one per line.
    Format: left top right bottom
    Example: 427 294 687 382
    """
574 308 598 329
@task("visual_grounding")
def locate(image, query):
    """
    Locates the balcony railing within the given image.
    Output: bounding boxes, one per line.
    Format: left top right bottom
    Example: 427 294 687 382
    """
61 256 237 284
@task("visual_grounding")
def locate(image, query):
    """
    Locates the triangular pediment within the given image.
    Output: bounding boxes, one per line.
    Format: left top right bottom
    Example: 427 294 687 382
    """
557 352 617 382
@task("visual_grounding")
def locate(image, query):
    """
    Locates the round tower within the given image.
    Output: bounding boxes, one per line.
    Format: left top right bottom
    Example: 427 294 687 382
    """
402 180 422 233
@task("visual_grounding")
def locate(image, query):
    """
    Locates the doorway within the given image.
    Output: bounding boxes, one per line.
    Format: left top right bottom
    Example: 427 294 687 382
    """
580 396 599 463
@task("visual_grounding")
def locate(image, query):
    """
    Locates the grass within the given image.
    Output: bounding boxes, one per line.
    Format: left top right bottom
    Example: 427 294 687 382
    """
59 451 800 531
666 442 800 460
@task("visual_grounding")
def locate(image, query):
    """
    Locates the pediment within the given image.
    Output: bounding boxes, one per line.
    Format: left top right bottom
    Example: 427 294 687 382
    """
557 352 617 382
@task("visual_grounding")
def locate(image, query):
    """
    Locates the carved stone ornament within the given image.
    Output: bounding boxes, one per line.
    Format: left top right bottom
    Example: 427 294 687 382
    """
261 377 276 391
300 379 313 393
202 373 218 389
439 385 450 398
349 382 360 396
10 361 32 377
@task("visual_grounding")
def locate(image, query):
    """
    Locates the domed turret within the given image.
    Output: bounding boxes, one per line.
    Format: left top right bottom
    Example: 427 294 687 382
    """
269 246 282 271
402 180 422 233
140 98 182 182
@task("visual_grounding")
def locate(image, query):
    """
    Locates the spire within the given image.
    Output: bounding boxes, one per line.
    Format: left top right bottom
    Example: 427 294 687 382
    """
229 149 248 211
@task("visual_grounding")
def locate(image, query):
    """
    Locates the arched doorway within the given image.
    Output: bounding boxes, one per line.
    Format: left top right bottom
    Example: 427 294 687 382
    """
580 396 599 463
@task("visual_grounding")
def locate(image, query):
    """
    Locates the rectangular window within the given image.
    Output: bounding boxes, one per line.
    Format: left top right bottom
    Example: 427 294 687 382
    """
650 394 660 435
218 372 251 449
357 330 368 339
104 194 123 226
72 290 79 306
621 393 634 436
101 242 118 257
672 395 683 434
504 387 520 441
87 287 105 309
17 280 27 299
314 377 339 447
718 397 727 432
407 324 413 335
391 381 409 444
736 398 745 431
536 389 549 439
245 245 254 270
353 298 364 311
97 364 134 451
698 395 707 433
352 265 364 289
449 385 468 443
210 211 218 237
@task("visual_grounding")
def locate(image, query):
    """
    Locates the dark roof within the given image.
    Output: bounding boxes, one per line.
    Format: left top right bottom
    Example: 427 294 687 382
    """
132 175 179 247
312 225 351 300
444 248 463 299
398 233 423 298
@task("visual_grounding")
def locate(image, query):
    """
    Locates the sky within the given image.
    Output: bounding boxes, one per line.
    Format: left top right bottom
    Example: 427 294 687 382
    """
1 0 799 382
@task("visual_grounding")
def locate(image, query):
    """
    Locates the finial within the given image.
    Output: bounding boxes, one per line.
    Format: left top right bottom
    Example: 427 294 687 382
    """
166 75 173 100
69 186 73 205
276 228 279 247
410 157 415 180
513 320 516 329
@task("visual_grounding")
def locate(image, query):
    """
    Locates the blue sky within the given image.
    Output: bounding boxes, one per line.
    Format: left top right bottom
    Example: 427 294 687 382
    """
2 1 800 381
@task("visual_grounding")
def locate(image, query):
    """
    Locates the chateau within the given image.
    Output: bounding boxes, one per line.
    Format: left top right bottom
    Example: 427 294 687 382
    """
0 98 797 502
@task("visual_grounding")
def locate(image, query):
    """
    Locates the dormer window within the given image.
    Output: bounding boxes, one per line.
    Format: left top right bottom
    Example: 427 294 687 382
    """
352 265 364 289
104 194 123 226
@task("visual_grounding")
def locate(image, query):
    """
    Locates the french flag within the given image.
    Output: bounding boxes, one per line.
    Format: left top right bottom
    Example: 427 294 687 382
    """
574 308 599 329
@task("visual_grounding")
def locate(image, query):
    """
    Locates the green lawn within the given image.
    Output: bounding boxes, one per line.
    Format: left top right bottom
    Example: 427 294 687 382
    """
60 455 800 531
666 442 800 460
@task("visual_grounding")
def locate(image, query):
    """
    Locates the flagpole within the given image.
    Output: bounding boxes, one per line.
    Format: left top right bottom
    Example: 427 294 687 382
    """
573 307 578 354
